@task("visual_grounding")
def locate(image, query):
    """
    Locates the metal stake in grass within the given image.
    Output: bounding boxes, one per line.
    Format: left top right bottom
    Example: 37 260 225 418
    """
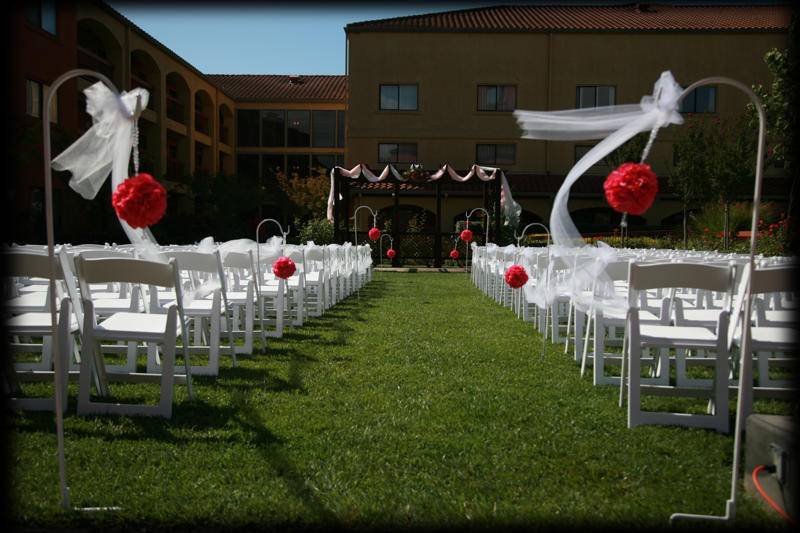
666 76 767 528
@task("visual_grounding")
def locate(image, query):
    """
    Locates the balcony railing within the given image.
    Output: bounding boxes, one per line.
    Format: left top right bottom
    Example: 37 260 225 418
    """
219 125 230 145
130 75 155 110
166 96 185 124
77 46 114 82
194 112 210 135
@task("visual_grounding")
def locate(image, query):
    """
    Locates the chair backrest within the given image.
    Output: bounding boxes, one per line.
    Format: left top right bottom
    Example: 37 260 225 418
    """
628 262 732 292
750 265 799 295
159 250 221 275
76 256 177 288
3 250 64 280
76 249 134 260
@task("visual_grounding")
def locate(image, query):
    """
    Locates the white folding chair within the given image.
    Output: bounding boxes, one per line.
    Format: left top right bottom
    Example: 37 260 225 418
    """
75 256 193 418
624 262 734 433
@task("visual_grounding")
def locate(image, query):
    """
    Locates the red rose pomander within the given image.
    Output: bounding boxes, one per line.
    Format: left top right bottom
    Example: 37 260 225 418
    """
460 229 473 242
449 249 459 260
603 162 659 216
368 227 381 241
272 256 296 279
386 248 396 259
504 264 528 289
112 173 167 229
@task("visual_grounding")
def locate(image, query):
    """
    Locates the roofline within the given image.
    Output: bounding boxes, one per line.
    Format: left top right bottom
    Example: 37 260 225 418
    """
204 74 348 103
345 27 789 35
93 0 237 101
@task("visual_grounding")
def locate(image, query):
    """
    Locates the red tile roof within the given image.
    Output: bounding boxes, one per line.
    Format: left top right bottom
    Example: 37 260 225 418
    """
346 4 791 33
205 75 347 102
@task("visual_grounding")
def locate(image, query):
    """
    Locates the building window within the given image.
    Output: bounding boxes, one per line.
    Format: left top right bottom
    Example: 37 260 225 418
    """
379 84 418 111
312 110 336 148
576 86 615 108
337 111 346 148
477 85 516 111
237 109 259 147
287 110 310 147
680 86 716 113
312 154 336 173
476 144 515 166
26 80 57 123
237 154 259 180
261 110 285 147
287 154 310 177
26 0 57 35
378 143 417 164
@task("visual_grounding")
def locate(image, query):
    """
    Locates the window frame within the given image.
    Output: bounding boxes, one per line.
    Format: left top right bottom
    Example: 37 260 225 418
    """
26 0 58 36
575 85 616 109
679 86 717 114
378 83 419 111
26 79 57 123
477 84 517 112
475 143 516 166
378 142 418 164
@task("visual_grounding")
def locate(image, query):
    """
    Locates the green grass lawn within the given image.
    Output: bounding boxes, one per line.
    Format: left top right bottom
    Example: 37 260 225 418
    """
7 272 793 529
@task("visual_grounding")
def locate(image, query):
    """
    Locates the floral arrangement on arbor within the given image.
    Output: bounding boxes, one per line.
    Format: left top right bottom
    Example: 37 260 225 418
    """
401 163 427 182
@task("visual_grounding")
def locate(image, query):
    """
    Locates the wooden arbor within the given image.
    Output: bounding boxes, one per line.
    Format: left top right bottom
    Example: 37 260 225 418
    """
331 165 503 267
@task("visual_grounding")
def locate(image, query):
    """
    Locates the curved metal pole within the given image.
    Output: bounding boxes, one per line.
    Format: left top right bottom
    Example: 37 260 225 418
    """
667 77 766 527
254 218 289 299
464 207 491 276
515 222 551 247
351 205 378 245
42 69 122 512
379 233 393 265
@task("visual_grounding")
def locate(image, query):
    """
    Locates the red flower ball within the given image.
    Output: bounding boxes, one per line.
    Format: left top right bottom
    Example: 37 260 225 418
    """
368 227 381 241
112 173 167 229
603 162 659 216
272 256 296 279
449 249 459 260
460 229 473 242
504 264 528 289
386 248 396 259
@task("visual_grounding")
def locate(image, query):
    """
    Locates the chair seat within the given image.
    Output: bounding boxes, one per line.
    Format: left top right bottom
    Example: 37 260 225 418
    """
638 324 719 347
762 310 795 325
17 284 49 293
162 298 219 316
678 309 724 325
605 308 659 323
223 290 255 304
94 298 143 313
5 292 49 312
5 311 79 334
736 326 800 349
95 312 177 340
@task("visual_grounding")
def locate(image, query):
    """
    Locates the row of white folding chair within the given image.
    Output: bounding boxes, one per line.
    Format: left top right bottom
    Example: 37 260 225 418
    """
4 249 190 418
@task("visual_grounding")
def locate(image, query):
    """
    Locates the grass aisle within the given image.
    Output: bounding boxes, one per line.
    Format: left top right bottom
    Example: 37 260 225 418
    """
8 272 787 529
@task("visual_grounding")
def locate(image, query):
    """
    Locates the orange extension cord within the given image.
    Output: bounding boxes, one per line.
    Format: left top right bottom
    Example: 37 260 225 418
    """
752 464 795 525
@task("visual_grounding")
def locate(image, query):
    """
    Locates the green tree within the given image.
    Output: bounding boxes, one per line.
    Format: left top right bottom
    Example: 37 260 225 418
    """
749 48 793 170
706 115 756 248
669 118 712 248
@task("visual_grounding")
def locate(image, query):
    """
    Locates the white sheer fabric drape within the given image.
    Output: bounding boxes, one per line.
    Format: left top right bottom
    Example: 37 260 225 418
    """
51 82 162 261
513 71 685 313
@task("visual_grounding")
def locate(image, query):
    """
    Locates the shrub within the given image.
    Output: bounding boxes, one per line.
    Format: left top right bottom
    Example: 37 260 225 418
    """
297 217 334 245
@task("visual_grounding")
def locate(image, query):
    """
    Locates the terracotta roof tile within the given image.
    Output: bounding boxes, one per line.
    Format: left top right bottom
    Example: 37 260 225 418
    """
346 4 791 33
205 74 347 102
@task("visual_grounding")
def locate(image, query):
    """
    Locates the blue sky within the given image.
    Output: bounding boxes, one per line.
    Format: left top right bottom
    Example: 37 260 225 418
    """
110 1 784 75
109 2 489 75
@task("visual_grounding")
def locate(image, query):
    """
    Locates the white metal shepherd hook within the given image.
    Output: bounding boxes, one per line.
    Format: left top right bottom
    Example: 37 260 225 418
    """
515 71 766 526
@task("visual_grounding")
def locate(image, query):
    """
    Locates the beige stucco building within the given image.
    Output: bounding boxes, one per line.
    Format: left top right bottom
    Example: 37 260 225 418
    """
344 4 791 237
